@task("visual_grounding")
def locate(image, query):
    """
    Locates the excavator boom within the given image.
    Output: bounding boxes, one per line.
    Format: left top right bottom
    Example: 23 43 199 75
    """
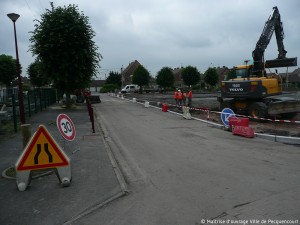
252 6 297 74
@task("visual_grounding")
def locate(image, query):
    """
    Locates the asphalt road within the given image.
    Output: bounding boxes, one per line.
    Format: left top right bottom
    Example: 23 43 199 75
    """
74 94 300 225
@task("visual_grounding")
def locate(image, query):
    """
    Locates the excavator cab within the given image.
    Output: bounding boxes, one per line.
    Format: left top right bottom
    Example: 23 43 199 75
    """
235 65 252 79
221 65 281 100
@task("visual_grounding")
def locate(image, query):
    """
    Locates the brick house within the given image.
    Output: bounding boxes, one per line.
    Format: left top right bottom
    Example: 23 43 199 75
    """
216 66 230 84
121 60 141 86
172 67 184 88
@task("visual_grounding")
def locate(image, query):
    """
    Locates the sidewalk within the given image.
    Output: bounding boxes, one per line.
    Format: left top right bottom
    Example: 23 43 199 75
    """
0 103 126 225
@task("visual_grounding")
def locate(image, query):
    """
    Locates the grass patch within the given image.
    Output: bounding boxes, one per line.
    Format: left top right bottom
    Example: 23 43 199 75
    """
0 122 17 143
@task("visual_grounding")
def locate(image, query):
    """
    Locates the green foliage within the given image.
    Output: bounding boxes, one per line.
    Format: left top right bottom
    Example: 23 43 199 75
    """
29 3 102 97
106 71 121 88
27 60 49 87
132 65 150 91
181 66 200 86
156 67 174 89
226 69 236 80
100 83 118 93
22 83 31 91
0 54 17 87
204 67 219 87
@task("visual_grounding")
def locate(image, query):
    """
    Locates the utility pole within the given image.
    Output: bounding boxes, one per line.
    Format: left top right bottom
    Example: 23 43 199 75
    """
121 65 124 88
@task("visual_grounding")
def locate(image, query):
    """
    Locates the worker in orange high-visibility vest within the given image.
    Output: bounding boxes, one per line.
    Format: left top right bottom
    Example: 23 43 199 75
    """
182 90 187 106
174 89 178 105
187 89 192 107
177 89 183 105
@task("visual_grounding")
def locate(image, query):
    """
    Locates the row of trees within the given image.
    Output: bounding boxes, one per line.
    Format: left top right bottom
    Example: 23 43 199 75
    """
104 65 219 92
1 2 220 100
1 3 101 107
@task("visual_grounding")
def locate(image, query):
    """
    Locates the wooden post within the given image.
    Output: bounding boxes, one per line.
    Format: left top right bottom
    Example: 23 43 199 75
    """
21 124 31 149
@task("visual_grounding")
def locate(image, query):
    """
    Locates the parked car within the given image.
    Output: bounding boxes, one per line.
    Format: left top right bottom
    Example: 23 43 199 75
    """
121 85 139 94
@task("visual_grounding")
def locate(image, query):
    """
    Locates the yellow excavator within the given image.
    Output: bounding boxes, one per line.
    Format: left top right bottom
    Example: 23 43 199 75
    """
219 6 298 119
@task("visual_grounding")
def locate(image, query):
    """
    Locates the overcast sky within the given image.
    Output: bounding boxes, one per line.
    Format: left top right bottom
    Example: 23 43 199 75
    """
1 0 300 79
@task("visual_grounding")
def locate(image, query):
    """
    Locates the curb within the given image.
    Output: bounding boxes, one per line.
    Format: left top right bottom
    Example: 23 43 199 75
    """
62 192 125 225
62 110 129 224
94 111 129 194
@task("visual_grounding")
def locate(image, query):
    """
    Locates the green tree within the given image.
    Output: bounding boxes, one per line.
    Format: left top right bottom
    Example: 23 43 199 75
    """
29 3 102 106
132 65 150 93
27 60 49 87
100 83 118 93
226 68 236 80
181 66 200 86
106 71 121 88
204 67 219 88
0 54 17 87
156 67 174 90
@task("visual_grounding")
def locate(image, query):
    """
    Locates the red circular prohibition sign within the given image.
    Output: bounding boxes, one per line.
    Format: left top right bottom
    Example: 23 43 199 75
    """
56 114 76 141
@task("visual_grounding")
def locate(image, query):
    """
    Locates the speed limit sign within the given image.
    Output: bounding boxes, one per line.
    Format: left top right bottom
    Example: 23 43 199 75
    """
57 114 76 141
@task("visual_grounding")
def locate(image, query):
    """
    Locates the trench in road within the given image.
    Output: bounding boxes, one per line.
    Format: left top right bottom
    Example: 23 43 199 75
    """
89 95 300 225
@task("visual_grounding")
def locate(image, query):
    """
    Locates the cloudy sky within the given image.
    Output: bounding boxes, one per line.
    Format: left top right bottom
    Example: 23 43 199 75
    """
1 0 300 79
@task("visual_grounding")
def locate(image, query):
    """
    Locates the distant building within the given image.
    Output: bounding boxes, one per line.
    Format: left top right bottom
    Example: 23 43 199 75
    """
121 60 141 86
216 66 230 85
172 67 183 88
89 79 106 92
285 68 300 83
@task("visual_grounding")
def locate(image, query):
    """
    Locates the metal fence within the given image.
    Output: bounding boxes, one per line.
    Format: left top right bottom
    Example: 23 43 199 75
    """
0 88 61 140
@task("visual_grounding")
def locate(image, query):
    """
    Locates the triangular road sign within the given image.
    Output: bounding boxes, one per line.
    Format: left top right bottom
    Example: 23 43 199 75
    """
16 125 70 171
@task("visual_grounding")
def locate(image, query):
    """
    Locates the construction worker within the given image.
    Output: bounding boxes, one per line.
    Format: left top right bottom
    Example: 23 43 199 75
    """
182 90 187 106
187 89 192 107
177 89 183 106
174 89 178 105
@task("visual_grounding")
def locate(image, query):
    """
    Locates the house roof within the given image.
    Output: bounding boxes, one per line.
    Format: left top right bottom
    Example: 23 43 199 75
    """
90 79 106 87
121 60 141 84
172 67 182 82
284 68 300 82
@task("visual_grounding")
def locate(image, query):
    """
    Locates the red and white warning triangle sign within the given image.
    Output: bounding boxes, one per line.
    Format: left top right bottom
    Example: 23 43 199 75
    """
16 125 70 171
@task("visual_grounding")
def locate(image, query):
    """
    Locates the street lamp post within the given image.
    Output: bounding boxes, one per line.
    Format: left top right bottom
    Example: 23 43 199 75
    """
7 13 26 124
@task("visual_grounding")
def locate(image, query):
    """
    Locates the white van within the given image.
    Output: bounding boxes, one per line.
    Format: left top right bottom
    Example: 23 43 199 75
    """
121 84 139 93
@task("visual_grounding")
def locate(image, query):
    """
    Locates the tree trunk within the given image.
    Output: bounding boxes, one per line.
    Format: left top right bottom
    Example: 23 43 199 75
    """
66 92 71 108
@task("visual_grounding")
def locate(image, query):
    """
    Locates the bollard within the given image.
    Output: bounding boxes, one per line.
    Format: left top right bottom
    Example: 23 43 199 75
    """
132 98 136 103
122 95 124 100
85 96 95 132
144 101 150 108
21 124 31 149
162 103 168 112
91 108 95 133
182 106 191 119
157 102 160 107
186 107 191 119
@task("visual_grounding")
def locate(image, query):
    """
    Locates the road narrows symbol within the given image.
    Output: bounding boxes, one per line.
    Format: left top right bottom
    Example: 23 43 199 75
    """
34 144 42 164
44 143 53 163
34 143 53 164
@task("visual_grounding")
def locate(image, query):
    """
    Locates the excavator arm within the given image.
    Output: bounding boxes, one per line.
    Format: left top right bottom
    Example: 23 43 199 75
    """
252 6 297 75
